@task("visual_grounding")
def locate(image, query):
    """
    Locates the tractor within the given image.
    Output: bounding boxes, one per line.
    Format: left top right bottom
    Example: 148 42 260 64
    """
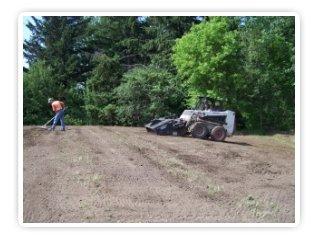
145 97 236 141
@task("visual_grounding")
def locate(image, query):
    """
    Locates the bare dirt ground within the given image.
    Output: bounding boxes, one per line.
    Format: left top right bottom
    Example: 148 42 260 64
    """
23 126 295 223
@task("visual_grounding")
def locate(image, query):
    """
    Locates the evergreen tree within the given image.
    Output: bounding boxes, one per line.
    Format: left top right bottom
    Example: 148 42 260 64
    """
23 17 45 64
142 16 201 71
88 16 148 70
23 16 295 131
84 16 199 125
24 16 92 86
84 54 123 124
24 16 92 124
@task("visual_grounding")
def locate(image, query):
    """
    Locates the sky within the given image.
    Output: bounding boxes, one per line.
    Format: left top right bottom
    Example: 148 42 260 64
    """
23 16 34 67
23 16 33 41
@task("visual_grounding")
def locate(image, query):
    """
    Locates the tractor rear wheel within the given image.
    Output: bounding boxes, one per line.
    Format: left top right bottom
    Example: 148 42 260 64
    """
211 126 227 141
191 122 209 139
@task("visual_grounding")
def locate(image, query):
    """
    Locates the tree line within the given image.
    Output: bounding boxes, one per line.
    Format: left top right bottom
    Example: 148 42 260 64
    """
23 16 295 131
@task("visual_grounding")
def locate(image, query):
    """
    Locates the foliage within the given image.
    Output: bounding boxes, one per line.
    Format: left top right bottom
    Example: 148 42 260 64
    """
142 16 200 71
238 17 295 130
23 61 63 124
87 16 149 70
173 16 295 131
115 66 186 126
24 16 92 125
24 17 92 86
84 54 123 124
173 17 242 105
23 16 295 131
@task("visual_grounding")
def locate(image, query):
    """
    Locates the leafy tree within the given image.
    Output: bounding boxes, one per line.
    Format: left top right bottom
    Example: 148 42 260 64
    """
23 61 63 124
23 16 295 131
115 66 186 126
173 16 295 131
173 17 242 107
84 16 196 125
238 16 295 130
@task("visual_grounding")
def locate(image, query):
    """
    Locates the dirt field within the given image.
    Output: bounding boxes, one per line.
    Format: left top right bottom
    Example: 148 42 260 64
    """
23 126 295 223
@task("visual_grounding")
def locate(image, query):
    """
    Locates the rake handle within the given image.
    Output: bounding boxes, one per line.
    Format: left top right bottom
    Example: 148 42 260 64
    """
43 116 55 127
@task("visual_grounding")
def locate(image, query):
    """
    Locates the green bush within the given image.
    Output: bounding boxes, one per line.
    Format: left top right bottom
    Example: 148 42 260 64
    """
63 115 84 125
173 16 295 131
23 61 63 125
115 66 186 126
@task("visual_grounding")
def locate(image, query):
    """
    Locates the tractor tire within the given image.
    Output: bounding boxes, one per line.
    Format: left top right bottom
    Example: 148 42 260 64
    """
191 122 209 139
176 127 188 136
211 126 227 142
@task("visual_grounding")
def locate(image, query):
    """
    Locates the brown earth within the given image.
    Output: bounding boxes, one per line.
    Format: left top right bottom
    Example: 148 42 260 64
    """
23 126 295 223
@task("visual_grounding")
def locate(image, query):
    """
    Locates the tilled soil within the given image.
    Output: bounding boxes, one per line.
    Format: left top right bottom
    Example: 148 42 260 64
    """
23 126 295 223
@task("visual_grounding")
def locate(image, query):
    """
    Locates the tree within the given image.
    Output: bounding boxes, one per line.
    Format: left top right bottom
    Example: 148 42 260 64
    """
23 17 45 64
83 17 148 125
23 61 63 124
23 16 295 131
24 17 92 85
173 16 295 131
88 16 148 70
115 66 186 126
142 16 201 71
238 16 295 130
173 17 242 107
24 16 93 124
84 55 123 124
84 16 197 125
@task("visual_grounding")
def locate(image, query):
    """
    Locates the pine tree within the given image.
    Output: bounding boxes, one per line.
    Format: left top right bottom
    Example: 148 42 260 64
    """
24 16 92 124
142 16 201 71
24 16 92 87
88 16 148 70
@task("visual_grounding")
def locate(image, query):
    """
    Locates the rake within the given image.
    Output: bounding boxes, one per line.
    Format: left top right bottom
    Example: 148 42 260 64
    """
40 116 55 129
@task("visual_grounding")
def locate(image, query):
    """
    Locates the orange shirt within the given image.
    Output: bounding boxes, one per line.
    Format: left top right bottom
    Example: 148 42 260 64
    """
52 101 64 112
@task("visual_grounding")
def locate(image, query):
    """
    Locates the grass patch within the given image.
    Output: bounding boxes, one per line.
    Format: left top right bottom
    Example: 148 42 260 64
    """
79 200 90 210
72 155 92 164
272 134 295 149
240 133 295 149
239 195 281 220
206 184 222 198
69 173 103 188
91 174 103 188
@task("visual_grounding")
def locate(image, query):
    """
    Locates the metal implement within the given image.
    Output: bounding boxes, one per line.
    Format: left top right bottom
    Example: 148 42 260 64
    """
145 97 236 142
41 116 55 129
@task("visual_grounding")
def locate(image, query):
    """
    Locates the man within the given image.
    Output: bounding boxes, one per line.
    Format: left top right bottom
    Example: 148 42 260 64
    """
48 98 66 131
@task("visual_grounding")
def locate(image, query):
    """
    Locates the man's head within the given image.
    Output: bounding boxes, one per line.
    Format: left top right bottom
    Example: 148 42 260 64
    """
48 98 54 105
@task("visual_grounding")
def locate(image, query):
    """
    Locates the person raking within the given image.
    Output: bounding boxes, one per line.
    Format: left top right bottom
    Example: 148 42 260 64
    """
48 98 66 131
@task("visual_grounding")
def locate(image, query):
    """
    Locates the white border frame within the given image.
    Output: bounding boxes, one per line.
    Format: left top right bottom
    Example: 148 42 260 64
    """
18 12 300 227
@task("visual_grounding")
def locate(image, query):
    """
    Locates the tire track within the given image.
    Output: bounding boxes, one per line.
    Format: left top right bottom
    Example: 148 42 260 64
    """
96 127 232 204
